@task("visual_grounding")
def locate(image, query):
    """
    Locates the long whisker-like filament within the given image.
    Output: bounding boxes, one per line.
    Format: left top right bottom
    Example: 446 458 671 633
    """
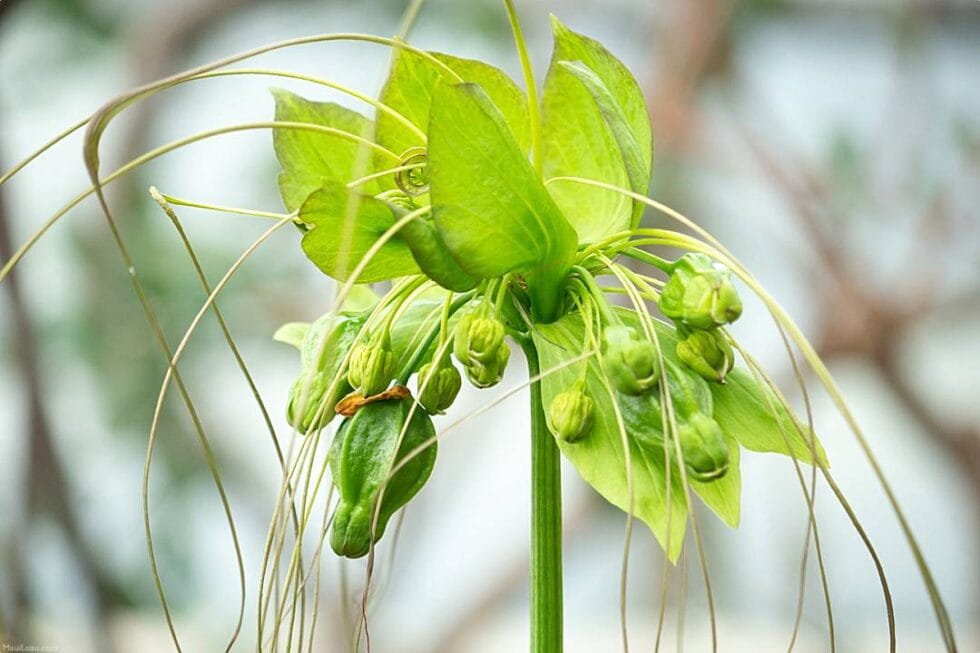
0 117 90 186
1 121 397 282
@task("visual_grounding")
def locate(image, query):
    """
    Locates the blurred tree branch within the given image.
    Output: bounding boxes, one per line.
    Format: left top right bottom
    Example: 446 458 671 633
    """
0 0 264 644
0 163 117 650
733 111 980 516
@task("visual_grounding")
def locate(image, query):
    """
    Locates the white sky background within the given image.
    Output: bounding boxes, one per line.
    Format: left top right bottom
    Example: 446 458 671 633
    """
1 0 978 651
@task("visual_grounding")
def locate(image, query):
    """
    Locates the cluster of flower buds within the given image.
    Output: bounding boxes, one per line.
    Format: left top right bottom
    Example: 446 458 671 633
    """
454 306 510 388
659 254 742 383
602 325 661 396
347 333 397 396
417 358 462 414
548 381 594 443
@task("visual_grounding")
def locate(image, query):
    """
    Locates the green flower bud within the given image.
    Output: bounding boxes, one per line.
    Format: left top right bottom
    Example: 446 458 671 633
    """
347 339 397 396
548 383 594 443
464 342 510 389
676 328 734 383
678 412 730 482
328 398 437 558
286 372 352 434
602 325 661 396
659 253 742 330
417 361 462 414
454 309 505 366
284 313 363 434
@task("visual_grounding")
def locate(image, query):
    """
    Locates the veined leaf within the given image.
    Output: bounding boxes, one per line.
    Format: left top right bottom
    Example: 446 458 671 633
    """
534 315 688 561
377 49 531 158
557 61 649 218
710 368 828 466
541 17 653 243
299 182 420 283
398 217 480 292
272 88 385 212
428 81 576 320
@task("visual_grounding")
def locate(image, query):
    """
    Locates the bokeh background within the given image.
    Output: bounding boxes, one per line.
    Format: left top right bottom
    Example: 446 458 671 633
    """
1 0 978 651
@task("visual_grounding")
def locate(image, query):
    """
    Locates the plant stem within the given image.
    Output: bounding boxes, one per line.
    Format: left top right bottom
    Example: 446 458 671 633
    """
521 338 564 652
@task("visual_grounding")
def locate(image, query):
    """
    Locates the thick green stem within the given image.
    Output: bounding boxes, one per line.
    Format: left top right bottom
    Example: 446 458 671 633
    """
521 339 563 652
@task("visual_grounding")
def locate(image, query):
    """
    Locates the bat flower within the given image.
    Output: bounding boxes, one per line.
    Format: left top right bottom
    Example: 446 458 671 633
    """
271 16 829 565
15 0 950 649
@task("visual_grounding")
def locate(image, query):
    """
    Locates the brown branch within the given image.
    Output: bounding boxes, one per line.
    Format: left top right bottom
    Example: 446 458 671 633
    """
647 0 734 154
0 171 119 649
875 350 979 477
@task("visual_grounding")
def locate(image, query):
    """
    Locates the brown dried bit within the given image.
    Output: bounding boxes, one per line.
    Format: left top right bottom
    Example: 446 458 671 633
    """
335 385 412 416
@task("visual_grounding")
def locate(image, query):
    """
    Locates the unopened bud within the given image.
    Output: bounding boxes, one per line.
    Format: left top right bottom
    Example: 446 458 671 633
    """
286 372 342 433
548 383 594 443
678 412 730 482
464 342 510 389
676 329 734 383
659 254 742 330
417 361 462 414
602 325 661 396
454 310 505 366
347 339 396 396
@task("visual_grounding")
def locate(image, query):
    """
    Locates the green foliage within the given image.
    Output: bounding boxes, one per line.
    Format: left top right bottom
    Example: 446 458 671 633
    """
396 216 480 291
272 89 383 212
711 369 827 465
377 49 531 157
541 16 652 242
299 182 420 282
266 6 826 576
388 298 452 373
534 315 689 561
428 81 576 320
534 310 826 558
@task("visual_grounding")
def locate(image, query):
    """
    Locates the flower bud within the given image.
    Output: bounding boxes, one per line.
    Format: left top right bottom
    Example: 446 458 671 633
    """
328 397 437 558
548 383 594 443
678 412 730 482
676 328 734 383
659 254 742 330
347 339 396 396
286 372 350 433
454 310 506 366
284 313 363 434
417 361 462 414
602 325 661 396
464 342 510 389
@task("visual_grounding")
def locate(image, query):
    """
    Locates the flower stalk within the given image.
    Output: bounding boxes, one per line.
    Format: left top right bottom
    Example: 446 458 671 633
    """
521 338 564 652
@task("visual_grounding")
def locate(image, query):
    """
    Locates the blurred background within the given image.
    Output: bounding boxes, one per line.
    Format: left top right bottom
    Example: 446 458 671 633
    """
1 0 978 650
